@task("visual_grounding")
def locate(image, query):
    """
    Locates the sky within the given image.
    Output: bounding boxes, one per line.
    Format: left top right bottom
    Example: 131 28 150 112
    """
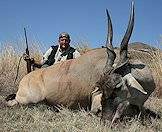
0 0 162 51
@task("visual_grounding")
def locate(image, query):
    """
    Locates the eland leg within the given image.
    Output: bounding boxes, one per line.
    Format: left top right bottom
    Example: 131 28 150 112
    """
110 100 130 127
91 87 102 115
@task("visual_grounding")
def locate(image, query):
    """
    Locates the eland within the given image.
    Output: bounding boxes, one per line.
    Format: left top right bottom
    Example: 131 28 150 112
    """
6 2 155 123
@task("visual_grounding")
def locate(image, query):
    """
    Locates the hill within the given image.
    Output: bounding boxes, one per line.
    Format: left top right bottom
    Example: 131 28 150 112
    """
128 42 158 51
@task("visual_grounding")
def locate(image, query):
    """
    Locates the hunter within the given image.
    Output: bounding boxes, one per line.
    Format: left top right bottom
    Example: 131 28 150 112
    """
23 32 81 68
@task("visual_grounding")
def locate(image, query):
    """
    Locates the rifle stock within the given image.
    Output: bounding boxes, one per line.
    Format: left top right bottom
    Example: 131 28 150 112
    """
24 28 32 73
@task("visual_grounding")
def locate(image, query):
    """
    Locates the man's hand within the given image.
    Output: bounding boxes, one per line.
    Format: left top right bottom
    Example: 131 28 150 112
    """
23 53 30 60
23 53 34 64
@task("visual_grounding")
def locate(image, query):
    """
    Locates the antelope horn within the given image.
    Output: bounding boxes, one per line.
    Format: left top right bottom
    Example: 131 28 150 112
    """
117 1 135 66
104 9 116 73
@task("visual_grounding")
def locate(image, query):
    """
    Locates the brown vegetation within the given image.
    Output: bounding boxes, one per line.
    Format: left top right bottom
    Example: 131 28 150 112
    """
0 42 162 131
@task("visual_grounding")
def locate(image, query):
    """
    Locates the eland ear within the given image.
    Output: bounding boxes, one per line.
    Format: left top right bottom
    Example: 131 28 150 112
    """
123 73 147 94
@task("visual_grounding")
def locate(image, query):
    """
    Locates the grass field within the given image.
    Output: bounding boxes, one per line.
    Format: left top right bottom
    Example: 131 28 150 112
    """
0 43 162 131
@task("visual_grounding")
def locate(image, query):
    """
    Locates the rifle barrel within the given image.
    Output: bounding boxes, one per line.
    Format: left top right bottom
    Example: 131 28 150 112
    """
24 27 31 73
24 28 29 55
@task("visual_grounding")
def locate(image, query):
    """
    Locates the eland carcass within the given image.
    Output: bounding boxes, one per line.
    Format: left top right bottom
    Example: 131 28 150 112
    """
6 2 155 122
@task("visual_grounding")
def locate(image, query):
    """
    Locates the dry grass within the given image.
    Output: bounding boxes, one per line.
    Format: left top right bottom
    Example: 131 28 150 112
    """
0 43 162 131
74 41 91 55
0 98 161 132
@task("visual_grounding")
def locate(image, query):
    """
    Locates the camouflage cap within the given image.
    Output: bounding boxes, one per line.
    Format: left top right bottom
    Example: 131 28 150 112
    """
59 32 70 39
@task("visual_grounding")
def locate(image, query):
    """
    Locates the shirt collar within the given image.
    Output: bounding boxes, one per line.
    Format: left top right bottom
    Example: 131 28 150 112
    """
58 45 71 53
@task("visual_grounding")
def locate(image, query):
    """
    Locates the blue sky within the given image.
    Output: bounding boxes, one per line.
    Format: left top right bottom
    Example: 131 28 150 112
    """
0 0 162 51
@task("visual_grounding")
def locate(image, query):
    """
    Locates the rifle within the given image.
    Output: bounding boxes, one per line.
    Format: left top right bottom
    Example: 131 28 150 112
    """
24 28 32 73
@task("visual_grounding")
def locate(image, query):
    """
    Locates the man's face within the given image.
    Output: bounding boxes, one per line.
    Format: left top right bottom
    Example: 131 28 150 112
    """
59 37 70 50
